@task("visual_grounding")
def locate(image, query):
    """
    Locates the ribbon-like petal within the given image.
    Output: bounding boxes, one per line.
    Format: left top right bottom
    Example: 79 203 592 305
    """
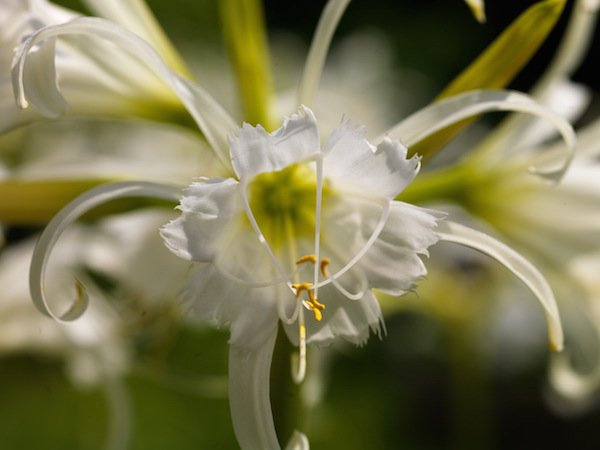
436 220 564 352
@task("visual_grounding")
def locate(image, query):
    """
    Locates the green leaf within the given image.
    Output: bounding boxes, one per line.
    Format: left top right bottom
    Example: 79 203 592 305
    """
411 0 566 162
220 0 275 129
0 179 175 224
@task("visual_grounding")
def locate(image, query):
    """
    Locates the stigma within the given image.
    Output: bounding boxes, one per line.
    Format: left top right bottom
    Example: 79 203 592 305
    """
293 254 331 321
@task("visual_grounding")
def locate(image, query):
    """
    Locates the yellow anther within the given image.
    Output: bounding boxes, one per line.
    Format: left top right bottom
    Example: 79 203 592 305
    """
292 282 325 321
296 254 317 265
292 282 313 298
305 289 325 311
320 257 330 277
311 308 323 321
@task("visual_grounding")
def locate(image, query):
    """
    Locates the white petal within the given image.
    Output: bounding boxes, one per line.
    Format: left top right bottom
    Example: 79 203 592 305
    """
477 163 600 264
82 0 189 75
284 286 383 347
297 0 351 107
324 120 419 198
12 17 236 169
361 201 442 295
230 106 320 180
320 196 440 296
181 264 281 349
519 80 590 148
18 35 69 116
229 329 281 450
0 0 77 130
284 431 310 450
162 178 290 287
550 351 600 402
30 180 181 322
435 220 564 352
534 0 599 96
161 178 239 262
382 90 576 182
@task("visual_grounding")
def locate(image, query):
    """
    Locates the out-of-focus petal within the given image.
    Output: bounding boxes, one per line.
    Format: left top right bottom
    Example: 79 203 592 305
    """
436 220 564 352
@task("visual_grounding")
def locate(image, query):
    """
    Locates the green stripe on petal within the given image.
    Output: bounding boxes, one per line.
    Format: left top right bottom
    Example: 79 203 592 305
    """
436 220 564 352
220 0 275 128
411 0 566 162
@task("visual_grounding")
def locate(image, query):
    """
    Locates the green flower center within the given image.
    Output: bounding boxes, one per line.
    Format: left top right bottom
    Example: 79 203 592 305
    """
248 164 330 249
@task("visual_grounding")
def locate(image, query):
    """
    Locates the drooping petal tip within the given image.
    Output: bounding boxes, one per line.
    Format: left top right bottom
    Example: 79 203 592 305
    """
30 181 181 322
435 220 564 352
465 0 486 23
284 431 310 450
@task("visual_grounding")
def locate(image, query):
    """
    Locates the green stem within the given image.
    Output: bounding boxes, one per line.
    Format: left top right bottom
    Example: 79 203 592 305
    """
220 0 275 129
271 325 307 445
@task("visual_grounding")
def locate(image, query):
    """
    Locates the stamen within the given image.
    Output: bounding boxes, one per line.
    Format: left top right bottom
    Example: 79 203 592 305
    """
313 153 324 302
291 319 307 384
320 257 330 277
296 254 317 265
310 308 323 322
292 282 325 321
292 282 313 296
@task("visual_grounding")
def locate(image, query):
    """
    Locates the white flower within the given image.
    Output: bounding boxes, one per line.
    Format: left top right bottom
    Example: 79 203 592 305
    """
161 104 440 353
11 0 573 448
0 232 131 449
159 105 442 449
397 0 600 407
2 0 186 132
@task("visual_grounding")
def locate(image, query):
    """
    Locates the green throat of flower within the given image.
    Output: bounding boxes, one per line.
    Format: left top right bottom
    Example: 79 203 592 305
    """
247 163 330 250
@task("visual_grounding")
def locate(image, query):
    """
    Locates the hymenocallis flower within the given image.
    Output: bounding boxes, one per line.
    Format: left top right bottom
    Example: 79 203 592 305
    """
0 231 131 450
8 0 574 448
399 0 600 405
1 0 190 132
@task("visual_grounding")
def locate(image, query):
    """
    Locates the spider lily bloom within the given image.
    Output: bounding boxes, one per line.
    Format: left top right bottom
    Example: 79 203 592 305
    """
27 105 569 450
13 0 572 448
1 0 189 132
400 0 600 403
161 104 440 366
0 233 131 450
550 251 600 409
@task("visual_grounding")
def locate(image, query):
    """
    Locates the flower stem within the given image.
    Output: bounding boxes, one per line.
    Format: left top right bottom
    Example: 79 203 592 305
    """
271 325 307 445
219 0 275 129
